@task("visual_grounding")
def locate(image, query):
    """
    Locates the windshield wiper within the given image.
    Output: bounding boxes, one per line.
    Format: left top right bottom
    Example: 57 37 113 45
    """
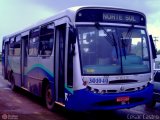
95 22 119 59
111 33 118 59
126 25 134 40
121 36 127 59
120 25 134 59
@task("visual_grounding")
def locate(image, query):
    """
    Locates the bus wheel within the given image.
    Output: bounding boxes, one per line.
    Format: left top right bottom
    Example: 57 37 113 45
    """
145 100 156 108
10 73 16 91
45 84 55 111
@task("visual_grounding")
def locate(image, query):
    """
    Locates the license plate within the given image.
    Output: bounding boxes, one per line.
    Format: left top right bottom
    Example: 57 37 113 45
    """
116 96 130 102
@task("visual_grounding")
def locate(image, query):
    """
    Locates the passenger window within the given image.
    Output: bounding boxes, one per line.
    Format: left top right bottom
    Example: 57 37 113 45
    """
39 23 54 56
14 35 21 56
9 37 14 56
29 28 40 56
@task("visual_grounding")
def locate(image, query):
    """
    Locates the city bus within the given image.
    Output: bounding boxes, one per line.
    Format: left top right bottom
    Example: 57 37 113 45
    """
2 6 156 111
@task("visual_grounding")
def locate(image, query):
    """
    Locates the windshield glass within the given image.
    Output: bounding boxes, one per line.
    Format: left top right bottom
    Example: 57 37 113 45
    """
77 26 150 75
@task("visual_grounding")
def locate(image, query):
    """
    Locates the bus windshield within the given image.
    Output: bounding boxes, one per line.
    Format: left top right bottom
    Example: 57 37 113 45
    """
77 26 150 75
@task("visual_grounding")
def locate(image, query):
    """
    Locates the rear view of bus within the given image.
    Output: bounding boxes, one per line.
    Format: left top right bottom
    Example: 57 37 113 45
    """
65 7 155 111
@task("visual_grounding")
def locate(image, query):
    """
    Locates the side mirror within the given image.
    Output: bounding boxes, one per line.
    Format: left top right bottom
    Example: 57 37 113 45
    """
149 35 157 59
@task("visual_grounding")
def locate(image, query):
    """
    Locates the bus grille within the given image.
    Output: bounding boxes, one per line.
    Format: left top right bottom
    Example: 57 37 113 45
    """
86 84 147 94
109 80 138 84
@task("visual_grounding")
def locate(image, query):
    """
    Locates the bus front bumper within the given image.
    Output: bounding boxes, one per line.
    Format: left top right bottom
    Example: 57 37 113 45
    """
65 83 153 111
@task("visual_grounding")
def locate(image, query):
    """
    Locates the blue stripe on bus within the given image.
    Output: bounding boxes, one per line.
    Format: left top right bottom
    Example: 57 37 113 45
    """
25 64 54 78
65 84 73 94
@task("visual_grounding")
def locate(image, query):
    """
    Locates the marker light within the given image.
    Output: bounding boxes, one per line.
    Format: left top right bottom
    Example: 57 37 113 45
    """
83 81 87 86
93 89 99 93
101 90 106 94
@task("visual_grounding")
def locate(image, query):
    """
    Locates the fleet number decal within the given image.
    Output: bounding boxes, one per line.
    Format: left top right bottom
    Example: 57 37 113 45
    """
89 77 108 84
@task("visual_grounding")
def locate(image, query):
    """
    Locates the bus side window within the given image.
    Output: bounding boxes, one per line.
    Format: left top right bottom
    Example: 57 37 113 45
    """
29 28 40 56
39 23 54 56
9 37 15 56
14 35 21 56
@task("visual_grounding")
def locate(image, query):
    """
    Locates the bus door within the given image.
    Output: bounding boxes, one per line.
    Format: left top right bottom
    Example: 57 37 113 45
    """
4 41 9 79
55 24 66 103
21 32 29 87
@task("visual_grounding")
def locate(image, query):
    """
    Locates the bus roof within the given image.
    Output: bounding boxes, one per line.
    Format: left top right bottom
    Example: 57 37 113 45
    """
3 6 146 39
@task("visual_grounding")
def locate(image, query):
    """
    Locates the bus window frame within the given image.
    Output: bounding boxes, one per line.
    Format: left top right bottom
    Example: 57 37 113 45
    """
9 37 15 56
13 35 21 56
39 22 55 57
28 27 40 57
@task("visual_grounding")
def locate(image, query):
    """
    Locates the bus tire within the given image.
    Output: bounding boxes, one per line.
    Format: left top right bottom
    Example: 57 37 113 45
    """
145 100 156 108
45 83 55 111
10 72 16 91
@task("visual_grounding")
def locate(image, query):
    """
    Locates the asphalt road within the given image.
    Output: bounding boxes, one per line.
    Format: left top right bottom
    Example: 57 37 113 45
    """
0 64 160 120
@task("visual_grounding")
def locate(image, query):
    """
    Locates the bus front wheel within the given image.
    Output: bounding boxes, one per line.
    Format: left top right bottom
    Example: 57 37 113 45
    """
45 84 55 111
145 100 156 108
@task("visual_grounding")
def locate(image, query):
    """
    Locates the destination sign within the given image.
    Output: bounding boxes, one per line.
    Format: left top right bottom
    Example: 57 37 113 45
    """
76 9 146 26
103 13 138 22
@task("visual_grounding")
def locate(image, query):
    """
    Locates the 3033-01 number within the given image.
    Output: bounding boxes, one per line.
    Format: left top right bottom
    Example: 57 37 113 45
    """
89 78 108 84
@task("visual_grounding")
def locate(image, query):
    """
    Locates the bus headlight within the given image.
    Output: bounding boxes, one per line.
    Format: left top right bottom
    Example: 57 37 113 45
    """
93 89 99 93
101 90 107 94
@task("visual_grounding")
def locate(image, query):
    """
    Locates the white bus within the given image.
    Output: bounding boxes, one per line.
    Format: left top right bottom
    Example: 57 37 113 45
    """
2 6 156 111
